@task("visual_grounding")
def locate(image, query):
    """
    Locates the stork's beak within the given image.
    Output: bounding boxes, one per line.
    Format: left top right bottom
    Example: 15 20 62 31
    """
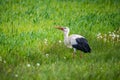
55 26 64 31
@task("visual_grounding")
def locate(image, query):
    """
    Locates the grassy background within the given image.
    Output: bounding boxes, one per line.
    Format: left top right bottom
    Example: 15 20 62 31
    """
0 0 120 80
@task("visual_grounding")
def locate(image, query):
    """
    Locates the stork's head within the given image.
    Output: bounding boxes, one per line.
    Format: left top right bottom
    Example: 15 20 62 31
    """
55 26 70 34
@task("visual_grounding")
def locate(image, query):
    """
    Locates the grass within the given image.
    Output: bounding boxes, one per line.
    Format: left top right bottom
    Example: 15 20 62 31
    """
0 0 120 80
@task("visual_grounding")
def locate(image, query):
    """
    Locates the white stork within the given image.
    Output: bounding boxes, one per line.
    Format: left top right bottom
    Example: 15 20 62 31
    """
56 26 91 58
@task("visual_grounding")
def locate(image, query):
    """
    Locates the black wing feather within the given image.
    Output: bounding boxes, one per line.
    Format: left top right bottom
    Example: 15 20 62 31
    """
72 38 91 53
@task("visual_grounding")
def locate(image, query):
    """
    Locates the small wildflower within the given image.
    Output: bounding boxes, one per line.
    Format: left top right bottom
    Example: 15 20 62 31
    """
64 56 66 59
44 38 48 45
59 40 62 43
112 32 116 37
44 41 47 44
3 60 6 63
97 33 103 39
46 54 49 57
98 35 103 39
104 34 107 37
27 64 31 67
36 63 40 66
109 33 112 37
104 38 107 42
97 33 101 37
116 35 119 38
112 36 115 40
15 74 18 77
108 32 111 34
44 38 47 42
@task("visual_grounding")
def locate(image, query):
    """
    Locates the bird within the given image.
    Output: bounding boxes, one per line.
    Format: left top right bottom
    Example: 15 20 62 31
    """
55 26 91 58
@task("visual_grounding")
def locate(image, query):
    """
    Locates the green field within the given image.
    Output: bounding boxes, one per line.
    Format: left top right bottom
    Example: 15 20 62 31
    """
0 0 120 80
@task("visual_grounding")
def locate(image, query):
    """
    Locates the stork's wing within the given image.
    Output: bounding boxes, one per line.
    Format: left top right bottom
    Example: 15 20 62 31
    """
72 38 91 53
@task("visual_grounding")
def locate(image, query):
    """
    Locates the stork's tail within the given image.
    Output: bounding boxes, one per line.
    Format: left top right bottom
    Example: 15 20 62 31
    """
83 43 91 53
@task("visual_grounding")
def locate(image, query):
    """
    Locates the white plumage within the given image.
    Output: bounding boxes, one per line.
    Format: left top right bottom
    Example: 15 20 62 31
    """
64 34 84 48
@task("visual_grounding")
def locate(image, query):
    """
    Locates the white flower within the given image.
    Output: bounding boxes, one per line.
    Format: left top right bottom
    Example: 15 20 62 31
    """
100 36 103 39
27 64 31 67
36 63 40 66
64 57 66 59
59 40 62 43
44 41 47 44
97 33 101 37
108 32 111 34
44 39 47 42
97 35 102 39
97 33 103 39
46 54 49 57
112 32 116 37
15 74 18 77
104 38 107 42
3 60 6 63
116 35 119 38
109 33 112 37
104 34 107 37
44 38 48 44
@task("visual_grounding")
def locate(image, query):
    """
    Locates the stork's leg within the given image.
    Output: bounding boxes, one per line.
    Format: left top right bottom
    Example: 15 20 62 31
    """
73 48 76 58
80 53 82 58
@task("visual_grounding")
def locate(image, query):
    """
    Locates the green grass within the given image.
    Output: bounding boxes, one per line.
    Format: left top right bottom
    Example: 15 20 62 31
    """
0 0 120 80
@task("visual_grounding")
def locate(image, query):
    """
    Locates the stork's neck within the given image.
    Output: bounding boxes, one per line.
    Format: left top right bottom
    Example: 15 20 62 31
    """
64 31 69 39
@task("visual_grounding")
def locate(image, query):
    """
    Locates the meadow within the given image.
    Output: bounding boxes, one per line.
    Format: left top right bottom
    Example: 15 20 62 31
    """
0 0 120 80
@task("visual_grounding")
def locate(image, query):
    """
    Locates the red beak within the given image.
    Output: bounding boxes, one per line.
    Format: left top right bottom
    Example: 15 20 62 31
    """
55 26 64 31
